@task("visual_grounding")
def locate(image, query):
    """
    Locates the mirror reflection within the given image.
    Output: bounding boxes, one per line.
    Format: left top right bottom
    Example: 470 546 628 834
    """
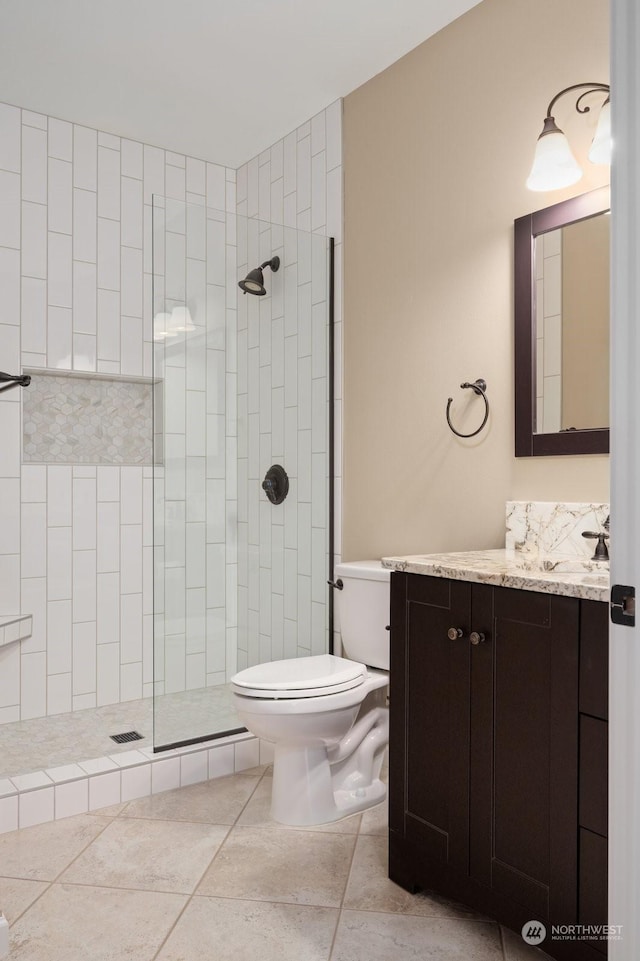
514 185 609 456
534 212 610 434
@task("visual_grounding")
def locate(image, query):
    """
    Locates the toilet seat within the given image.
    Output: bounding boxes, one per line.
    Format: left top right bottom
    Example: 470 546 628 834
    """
231 653 367 699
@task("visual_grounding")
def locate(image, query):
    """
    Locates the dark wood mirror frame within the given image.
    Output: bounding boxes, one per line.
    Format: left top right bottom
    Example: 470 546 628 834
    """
514 185 610 456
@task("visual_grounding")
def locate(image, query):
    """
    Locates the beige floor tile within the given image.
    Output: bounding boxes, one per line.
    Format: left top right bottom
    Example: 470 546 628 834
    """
91 802 128 818
157 896 337 961
344 836 489 919
60 817 229 894
0 877 48 924
197 824 356 906
237 777 362 833
359 798 387 835
241 764 270 776
121 774 260 824
0 814 111 881
332 910 503 961
502 925 555 960
8 882 186 961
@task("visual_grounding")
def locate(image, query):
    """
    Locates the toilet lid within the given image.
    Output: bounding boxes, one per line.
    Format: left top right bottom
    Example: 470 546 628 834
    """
231 654 367 699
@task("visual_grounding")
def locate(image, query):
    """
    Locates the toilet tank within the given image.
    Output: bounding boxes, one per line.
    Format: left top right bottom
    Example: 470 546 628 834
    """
334 560 391 670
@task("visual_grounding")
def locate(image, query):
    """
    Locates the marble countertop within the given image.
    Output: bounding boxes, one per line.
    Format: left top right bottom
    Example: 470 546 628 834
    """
381 549 609 602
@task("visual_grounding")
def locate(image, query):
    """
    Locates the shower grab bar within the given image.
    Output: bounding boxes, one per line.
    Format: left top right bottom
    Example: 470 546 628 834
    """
0 370 31 394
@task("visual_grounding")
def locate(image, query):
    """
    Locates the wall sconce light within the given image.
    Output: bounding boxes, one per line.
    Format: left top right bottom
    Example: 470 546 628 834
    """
153 306 195 341
526 82 611 191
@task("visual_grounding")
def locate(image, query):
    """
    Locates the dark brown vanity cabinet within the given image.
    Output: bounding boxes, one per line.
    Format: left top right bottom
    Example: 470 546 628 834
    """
389 573 608 961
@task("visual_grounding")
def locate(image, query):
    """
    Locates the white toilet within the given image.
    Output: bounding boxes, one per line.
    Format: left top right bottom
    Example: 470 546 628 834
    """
231 560 390 826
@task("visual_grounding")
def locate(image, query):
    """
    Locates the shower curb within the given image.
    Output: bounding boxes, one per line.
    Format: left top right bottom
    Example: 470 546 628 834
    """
0 732 272 834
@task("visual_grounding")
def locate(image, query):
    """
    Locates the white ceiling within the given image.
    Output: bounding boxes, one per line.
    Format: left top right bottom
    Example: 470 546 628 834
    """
0 0 482 168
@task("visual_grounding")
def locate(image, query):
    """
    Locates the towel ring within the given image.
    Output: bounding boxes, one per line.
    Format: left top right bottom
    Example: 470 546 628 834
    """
446 379 489 438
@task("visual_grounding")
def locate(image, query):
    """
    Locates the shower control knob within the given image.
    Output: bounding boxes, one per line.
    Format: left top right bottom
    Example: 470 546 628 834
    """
470 631 486 646
262 464 289 505
447 627 464 640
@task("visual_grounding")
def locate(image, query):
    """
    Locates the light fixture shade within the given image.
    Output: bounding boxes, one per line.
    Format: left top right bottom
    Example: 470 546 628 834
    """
527 130 582 190
526 118 583 191
588 98 612 165
170 305 195 332
153 312 175 341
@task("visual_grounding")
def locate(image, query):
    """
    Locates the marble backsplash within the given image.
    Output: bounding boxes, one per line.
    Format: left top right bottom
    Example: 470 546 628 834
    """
505 501 610 566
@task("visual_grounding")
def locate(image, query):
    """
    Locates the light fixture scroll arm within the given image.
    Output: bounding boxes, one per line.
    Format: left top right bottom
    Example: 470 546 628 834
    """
545 82 610 120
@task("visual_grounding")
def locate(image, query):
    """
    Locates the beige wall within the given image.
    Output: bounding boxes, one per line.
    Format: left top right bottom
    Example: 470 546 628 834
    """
342 0 610 561
562 213 610 430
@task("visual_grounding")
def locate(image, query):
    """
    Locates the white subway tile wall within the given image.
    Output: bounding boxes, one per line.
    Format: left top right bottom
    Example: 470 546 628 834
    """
235 100 343 670
0 614 32 650
0 101 236 723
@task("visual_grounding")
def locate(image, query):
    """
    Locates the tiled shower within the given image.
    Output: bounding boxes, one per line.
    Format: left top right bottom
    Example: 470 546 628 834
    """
0 102 236 724
0 97 343 813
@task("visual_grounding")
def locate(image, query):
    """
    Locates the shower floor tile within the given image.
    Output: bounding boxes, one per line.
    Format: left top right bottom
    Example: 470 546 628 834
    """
0 685 239 779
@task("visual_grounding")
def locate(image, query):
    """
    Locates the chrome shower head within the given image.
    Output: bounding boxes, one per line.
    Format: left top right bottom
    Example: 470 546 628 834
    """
238 255 280 296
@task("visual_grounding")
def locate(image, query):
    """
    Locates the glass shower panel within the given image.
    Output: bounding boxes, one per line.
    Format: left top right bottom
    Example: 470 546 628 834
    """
152 197 332 752
152 195 240 749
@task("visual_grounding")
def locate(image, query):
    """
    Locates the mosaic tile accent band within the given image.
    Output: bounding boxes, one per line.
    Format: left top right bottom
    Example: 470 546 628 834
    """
23 373 152 465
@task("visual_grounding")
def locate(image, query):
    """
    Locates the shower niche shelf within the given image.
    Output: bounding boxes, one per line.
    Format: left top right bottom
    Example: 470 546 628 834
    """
22 369 153 466
0 614 33 649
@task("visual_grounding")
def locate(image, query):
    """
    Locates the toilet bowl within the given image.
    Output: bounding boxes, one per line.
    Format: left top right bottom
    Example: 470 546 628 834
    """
231 561 391 826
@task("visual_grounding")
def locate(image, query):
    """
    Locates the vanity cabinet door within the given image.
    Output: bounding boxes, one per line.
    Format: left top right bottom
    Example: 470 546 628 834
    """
470 585 580 925
389 573 606 960
389 572 473 889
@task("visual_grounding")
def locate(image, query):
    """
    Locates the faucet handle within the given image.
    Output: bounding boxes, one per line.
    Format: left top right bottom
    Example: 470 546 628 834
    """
582 530 609 561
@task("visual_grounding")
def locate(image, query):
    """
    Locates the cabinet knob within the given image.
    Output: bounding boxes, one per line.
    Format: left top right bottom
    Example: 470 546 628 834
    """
447 627 464 640
470 631 486 646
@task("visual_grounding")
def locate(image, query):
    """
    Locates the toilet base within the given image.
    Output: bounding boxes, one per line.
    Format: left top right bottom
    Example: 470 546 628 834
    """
270 713 388 827
270 741 387 826
333 777 386 819
233 671 390 827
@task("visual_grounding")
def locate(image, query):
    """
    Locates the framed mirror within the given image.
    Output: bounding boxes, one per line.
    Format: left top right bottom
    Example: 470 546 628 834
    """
514 186 610 456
